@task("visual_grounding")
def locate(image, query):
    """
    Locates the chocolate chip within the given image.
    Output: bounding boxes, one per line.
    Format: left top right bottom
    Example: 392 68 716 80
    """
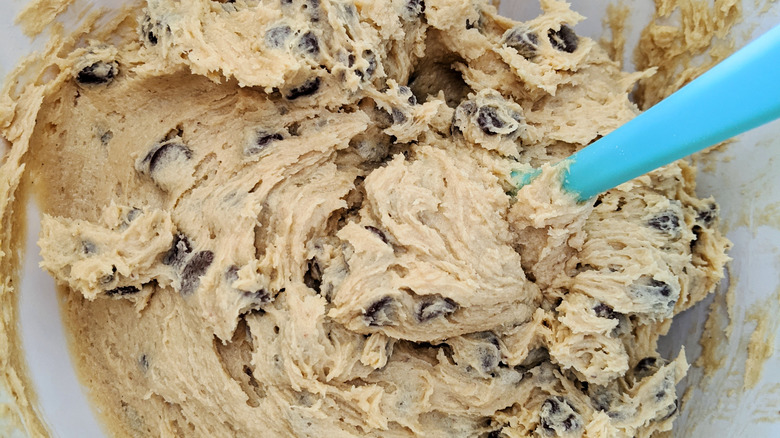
647 278 671 297
629 276 676 312
365 225 388 244
405 0 425 17
265 25 292 48
81 240 97 255
593 303 618 319
303 258 322 293
180 250 214 295
514 347 549 373
347 53 355 67
146 142 192 175
503 26 539 59
416 296 458 322
398 86 417 105
658 398 678 421
105 285 140 296
691 225 703 251
636 357 657 371
285 77 321 100
356 50 377 80
225 265 239 283
391 107 407 124
478 344 500 373
539 397 582 435
139 354 149 370
126 208 142 223
163 234 193 267
633 356 662 380
100 130 113 145
246 130 284 155
696 203 718 227
647 211 681 234
296 31 320 56
243 289 271 304
141 15 160 45
76 61 118 85
100 268 115 285
476 106 504 135
548 25 579 53
363 296 396 326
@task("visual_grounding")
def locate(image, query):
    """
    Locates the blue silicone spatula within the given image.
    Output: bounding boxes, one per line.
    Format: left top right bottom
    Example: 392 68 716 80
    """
515 24 780 202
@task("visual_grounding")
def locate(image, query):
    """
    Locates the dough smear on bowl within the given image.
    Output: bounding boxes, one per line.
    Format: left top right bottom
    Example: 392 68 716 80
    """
0 0 730 436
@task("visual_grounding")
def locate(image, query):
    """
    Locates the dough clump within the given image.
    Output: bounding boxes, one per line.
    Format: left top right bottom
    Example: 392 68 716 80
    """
1 0 730 436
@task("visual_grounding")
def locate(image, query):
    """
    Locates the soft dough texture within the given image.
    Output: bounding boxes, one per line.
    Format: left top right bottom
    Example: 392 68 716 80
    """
2 0 731 436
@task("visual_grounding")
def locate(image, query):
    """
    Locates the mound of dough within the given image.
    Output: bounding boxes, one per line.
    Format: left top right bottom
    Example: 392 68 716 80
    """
2 0 729 436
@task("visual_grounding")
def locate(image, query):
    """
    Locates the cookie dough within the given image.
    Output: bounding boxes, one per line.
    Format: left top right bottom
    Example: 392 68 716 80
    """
0 0 731 436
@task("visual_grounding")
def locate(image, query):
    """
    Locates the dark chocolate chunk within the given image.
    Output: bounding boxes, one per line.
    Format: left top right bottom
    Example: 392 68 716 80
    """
100 130 113 145
141 15 160 45
548 25 579 53
125 208 142 226
646 278 671 297
405 0 425 17
647 211 681 234
163 233 193 267
138 354 150 373
285 77 321 100
696 203 718 227
690 224 703 250
391 107 407 124
478 344 500 373
365 225 389 244
76 61 118 85
296 31 320 56
82 240 97 255
356 50 377 80
633 356 662 380
246 130 284 155
514 347 549 373
658 398 678 421
147 142 192 175
243 289 271 303
363 296 396 326
635 357 658 372
398 86 417 105
629 276 677 312
504 26 539 59
303 258 322 293
589 387 614 412
105 285 140 296
100 268 115 285
416 296 458 322
539 396 582 434
180 250 214 295
225 265 239 283
265 25 292 48
476 106 504 135
593 303 618 319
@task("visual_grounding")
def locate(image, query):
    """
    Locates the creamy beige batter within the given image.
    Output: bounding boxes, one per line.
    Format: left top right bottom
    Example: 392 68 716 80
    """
0 0 732 436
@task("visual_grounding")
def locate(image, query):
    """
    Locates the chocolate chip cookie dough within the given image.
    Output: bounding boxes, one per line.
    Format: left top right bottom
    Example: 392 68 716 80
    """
0 0 731 436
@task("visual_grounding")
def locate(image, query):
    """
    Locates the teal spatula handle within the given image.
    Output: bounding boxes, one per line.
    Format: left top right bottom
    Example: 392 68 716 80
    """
562 24 780 201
